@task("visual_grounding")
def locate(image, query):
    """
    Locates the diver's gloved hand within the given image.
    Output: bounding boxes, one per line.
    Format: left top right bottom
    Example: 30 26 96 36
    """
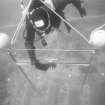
48 62 56 69
35 62 56 71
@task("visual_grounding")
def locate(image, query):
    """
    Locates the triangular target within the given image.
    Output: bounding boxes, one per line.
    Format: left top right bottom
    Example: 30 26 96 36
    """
10 0 104 68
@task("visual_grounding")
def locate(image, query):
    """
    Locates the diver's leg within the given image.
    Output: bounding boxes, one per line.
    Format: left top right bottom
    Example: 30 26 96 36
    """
71 0 87 17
